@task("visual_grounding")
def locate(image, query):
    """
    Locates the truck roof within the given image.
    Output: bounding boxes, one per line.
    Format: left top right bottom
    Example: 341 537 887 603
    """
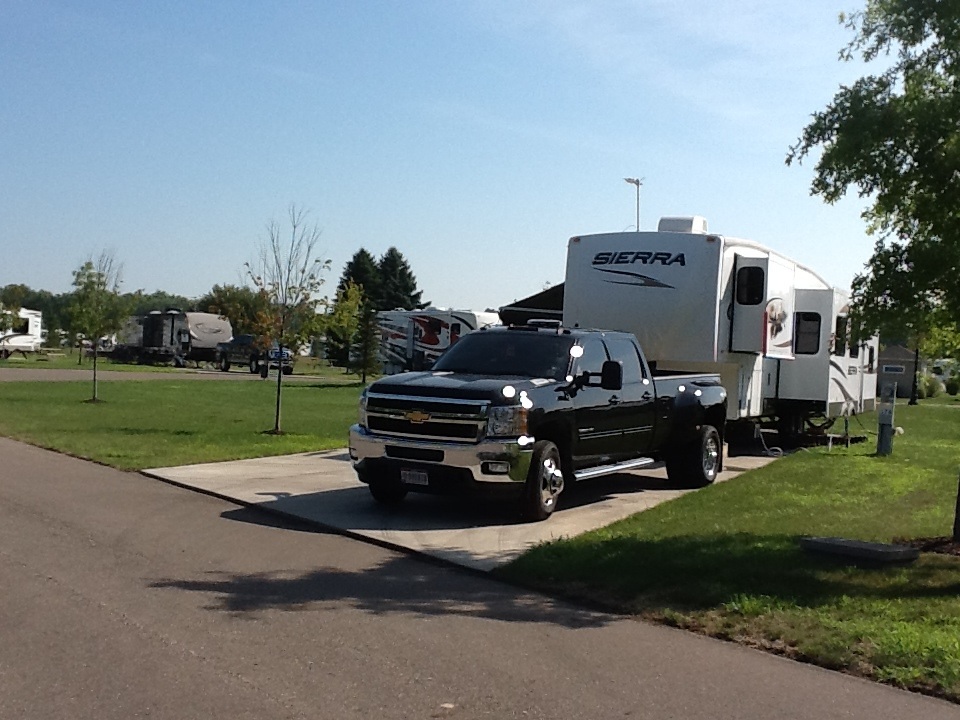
486 324 637 342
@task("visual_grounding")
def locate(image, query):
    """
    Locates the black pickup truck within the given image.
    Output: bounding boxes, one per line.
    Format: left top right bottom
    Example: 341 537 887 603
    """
349 324 727 521
217 334 294 376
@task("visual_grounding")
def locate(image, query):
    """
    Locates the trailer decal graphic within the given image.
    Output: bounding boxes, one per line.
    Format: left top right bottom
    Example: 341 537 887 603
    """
592 251 686 266
593 267 674 289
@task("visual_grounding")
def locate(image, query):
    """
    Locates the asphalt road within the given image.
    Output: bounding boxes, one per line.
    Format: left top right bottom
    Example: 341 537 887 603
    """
0 367 339 382
2 437 957 720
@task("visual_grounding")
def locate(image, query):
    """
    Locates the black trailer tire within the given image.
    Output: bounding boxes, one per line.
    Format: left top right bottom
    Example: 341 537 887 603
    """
665 424 721 489
219 355 231 372
521 440 564 522
368 479 408 506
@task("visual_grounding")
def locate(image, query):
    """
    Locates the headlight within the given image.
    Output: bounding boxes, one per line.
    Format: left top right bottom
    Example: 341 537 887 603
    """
359 393 368 428
487 405 528 438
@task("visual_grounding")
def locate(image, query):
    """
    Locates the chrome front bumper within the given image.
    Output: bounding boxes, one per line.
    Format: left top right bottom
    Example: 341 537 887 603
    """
349 424 532 484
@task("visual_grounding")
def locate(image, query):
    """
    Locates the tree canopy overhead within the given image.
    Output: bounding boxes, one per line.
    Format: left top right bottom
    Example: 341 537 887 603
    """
788 0 960 340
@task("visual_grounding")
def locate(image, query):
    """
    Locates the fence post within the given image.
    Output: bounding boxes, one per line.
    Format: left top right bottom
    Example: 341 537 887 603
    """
877 382 896 456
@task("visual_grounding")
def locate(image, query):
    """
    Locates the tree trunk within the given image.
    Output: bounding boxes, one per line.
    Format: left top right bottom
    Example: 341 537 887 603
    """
953 472 960 542
273 344 283 433
92 347 99 401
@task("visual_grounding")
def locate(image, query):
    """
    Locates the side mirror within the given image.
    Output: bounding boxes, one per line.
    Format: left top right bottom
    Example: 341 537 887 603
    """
600 360 623 391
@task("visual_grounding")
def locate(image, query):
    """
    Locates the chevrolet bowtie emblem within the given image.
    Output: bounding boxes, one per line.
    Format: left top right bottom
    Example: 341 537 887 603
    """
405 410 431 424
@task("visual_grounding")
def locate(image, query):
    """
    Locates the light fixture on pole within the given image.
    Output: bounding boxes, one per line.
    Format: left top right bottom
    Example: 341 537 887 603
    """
624 177 643 231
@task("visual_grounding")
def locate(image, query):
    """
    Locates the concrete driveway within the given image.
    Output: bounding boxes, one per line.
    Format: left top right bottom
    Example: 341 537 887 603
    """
144 449 776 571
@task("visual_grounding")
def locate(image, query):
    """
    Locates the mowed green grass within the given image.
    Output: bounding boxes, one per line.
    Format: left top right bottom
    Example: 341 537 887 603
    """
0 380 363 469
499 395 960 700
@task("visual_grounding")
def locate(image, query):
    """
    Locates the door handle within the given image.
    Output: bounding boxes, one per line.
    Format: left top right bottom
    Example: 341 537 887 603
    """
642 392 653 400
608 395 621 405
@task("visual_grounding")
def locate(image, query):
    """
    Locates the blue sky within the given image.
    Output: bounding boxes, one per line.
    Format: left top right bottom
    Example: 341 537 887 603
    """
2 0 874 311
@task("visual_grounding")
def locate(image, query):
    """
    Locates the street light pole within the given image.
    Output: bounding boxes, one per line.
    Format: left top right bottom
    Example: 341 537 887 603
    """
624 177 643 231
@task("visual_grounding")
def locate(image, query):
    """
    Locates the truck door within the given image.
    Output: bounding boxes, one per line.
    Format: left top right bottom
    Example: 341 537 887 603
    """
571 337 623 467
602 335 657 456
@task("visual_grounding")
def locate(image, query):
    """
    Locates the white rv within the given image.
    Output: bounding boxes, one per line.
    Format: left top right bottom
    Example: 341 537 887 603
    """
377 309 500 374
0 308 43 357
563 216 878 434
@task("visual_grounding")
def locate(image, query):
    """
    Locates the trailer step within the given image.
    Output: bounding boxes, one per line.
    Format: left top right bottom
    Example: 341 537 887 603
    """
574 457 657 481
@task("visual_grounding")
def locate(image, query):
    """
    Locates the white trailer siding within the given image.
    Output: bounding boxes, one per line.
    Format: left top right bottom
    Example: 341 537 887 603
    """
0 308 43 354
563 220 878 423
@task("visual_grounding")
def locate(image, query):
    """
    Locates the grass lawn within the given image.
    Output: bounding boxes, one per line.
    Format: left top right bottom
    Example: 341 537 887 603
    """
499 394 960 700
0 379 362 469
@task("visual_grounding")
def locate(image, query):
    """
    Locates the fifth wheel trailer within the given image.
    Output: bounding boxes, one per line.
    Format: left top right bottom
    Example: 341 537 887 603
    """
377 309 499 374
562 216 878 434
0 308 43 357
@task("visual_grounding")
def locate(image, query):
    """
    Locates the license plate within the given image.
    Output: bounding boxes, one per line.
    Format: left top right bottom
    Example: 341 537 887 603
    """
401 468 429 486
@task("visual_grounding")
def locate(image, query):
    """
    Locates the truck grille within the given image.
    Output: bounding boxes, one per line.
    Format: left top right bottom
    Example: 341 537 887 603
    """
365 393 489 443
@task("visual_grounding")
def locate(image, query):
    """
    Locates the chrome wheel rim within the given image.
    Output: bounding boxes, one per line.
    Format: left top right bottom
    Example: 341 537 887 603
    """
702 435 720 479
539 456 563 508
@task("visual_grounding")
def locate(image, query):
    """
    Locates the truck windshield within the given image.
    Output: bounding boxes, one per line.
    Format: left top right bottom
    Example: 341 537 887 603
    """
432 332 574 380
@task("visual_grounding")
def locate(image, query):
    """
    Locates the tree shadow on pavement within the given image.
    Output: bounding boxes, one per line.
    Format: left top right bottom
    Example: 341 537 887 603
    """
148 538 612 630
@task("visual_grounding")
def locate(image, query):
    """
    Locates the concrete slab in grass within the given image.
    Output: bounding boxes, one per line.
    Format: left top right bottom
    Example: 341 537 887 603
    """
800 536 920 564
144 449 778 572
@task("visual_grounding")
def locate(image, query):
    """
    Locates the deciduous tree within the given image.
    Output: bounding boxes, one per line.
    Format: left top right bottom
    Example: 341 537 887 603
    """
246 204 330 434
788 0 960 334
69 251 129 401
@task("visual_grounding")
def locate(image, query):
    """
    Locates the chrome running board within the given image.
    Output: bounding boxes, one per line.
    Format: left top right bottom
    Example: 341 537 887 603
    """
573 456 657 481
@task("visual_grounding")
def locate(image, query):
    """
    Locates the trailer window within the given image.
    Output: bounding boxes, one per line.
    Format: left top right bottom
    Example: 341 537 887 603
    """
794 312 821 355
834 316 848 355
868 346 875 373
735 267 764 305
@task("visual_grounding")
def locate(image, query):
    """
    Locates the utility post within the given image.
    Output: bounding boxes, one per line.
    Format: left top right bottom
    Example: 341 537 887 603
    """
624 177 643 231
877 382 896 455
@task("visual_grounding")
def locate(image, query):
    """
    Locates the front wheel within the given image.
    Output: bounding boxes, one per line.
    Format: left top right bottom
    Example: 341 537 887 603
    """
521 440 564 522
219 354 231 372
665 424 721 489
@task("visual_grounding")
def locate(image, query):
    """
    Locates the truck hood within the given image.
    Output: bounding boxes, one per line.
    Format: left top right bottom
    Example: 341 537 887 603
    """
369 372 558 402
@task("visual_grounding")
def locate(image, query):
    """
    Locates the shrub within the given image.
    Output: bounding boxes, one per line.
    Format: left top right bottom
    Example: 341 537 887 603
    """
919 372 942 399
946 375 960 396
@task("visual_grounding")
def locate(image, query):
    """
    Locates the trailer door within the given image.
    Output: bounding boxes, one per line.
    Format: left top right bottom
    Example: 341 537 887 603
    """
729 254 795 359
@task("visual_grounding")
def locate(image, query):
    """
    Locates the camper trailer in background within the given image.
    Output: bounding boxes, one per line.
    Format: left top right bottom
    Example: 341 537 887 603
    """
377 309 499 374
114 310 232 365
0 308 43 357
562 216 878 437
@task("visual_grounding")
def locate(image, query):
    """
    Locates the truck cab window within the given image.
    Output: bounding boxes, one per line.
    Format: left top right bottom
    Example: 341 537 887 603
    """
603 336 645 383
573 338 608 376
794 312 821 355
736 267 764 305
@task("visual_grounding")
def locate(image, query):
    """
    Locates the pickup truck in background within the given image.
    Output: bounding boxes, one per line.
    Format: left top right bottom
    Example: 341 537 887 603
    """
349 324 727 521
217 334 294 376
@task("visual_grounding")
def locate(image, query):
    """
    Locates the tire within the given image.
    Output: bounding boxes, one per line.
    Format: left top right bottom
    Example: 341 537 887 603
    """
665 424 721 489
521 440 564 522
249 355 259 374
281 365 293 376
259 363 269 379
368 479 408 506
219 354 231 372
